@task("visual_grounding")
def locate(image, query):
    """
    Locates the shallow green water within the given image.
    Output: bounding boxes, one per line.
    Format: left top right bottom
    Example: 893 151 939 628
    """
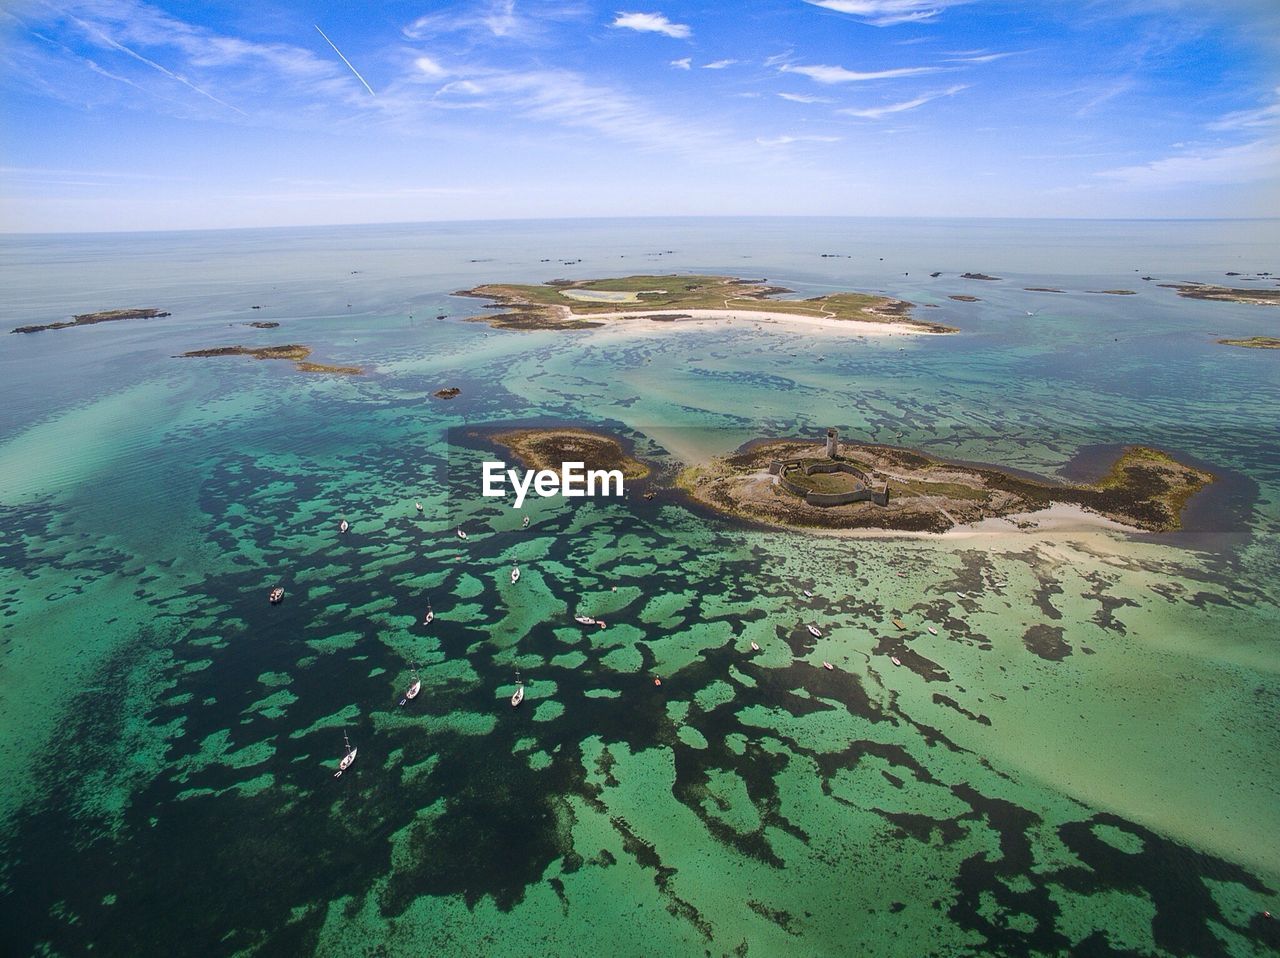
0 218 1278 956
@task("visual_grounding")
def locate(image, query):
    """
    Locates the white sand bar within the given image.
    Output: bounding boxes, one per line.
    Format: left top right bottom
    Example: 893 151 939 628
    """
570 307 939 337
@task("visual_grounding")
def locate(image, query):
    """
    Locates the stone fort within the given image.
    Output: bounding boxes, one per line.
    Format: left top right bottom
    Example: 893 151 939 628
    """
767 428 890 508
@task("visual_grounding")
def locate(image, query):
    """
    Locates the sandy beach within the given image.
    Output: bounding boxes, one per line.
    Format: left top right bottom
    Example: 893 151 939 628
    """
567 306 938 337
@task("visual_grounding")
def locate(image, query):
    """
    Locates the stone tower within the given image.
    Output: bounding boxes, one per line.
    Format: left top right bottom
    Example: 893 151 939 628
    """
825 427 839 459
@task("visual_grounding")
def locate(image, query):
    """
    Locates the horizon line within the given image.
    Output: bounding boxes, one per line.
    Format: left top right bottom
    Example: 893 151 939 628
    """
4 213 1280 238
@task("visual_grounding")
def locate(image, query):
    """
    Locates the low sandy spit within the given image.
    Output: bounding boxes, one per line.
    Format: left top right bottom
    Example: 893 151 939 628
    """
580 307 938 338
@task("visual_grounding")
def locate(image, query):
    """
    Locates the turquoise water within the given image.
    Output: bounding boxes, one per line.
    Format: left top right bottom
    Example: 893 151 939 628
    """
1 218 1278 955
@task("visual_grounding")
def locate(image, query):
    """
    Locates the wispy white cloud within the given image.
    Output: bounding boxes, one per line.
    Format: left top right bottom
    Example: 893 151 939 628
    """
777 92 833 103
611 12 691 39
669 57 691 69
1208 88 1280 131
838 83 966 118
781 62 940 83
802 0 972 27
945 50 1022 63
414 56 450 78
702 59 738 69
756 134 842 146
404 0 582 43
1096 138 1280 188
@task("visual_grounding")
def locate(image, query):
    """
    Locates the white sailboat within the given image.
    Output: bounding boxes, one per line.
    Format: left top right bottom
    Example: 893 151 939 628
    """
822 661 834 671
807 624 822 638
802 589 814 598
511 566 520 584
511 671 525 708
339 518 350 534
750 641 760 652
574 613 596 625
927 626 938 636
334 731 357 777
400 668 421 706
522 515 530 528
457 528 468 540
422 601 434 626
415 500 423 513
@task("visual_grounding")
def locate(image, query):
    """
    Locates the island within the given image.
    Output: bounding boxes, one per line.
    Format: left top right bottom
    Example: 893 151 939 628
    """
1217 337 1280 349
178 344 362 375
1089 289 1137 295
11 307 170 334
248 321 280 329
1024 287 1063 293
433 387 461 399
948 295 981 302
489 428 649 481
453 274 957 334
1160 283 1280 306
960 273 1001 281
678 429 1212 535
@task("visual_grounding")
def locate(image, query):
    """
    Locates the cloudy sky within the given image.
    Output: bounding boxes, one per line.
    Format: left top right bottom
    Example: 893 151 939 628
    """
2 0 1278 231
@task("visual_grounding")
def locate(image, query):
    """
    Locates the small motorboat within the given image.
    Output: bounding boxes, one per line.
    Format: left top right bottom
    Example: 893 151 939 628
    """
456 528 467 540
802 589 814 598
750 641 760 652
334 731 357 778
955 591 967 598
653 677 662 686
643 491 656 500
400 669 422 706
891 618 906 630
927 626 938 636
822 661 834 671
339 519 350 534
511 566 520 584
422 603 434 626
415 501 423 513
269 586 285 605
807 624 822 638
891 656 902 667
574 614 596 626
522 515 530 528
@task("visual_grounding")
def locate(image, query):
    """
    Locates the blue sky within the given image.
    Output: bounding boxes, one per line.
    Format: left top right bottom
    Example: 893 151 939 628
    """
2 0 1278 231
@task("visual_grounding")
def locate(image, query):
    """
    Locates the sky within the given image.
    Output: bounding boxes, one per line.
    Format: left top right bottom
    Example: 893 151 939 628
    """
2 0 1279 232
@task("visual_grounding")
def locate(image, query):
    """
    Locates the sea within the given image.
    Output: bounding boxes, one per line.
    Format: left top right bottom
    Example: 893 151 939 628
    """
0 217 1277 956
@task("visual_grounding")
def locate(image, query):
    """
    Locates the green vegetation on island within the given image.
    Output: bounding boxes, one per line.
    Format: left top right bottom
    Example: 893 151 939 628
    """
11 307 171 334
179 344 363 375
1160 283 1280 305
1217 336 1280 349
489 428 650 480
679 437 1213 534
455 274 956 333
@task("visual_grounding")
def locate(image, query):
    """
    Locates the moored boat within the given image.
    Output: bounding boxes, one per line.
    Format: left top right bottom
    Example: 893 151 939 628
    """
807 624 822 638
456 528 467 540
522 515 530 528
269 586 285 605
415 500 423 513
334 731 357 778
891 655 902 666
802 589 814 598
750 641 760 651
822 661 834 671
423 601 434 626
891 618 906 630
511 566 520 584
511 671 524 707
400 668 422 706
339 518 349 534
927 626 938 636
574 613 596 625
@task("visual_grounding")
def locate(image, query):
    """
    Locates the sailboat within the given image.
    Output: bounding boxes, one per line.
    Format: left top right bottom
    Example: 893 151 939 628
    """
574 612 596 625
334 731 357 778
522 515 530 529
415 500 423 513
456 528 468 540
268 585 285 605
802 589 814 598
807 624 822 638
400 668 421 706
422 601 434 626
511 671 525 708
891 656 902 667
927 626 938 636
822 661 834 671
511 566 520 584
750 641 760 652
339 518 350 534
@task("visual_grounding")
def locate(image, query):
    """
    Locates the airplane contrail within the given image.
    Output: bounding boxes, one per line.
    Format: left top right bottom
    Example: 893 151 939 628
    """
66 12 247 115
315 25 375 96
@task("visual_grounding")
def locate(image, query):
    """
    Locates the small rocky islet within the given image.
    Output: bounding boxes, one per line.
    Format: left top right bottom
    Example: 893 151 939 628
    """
11 307 171 334
179 344 363 375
